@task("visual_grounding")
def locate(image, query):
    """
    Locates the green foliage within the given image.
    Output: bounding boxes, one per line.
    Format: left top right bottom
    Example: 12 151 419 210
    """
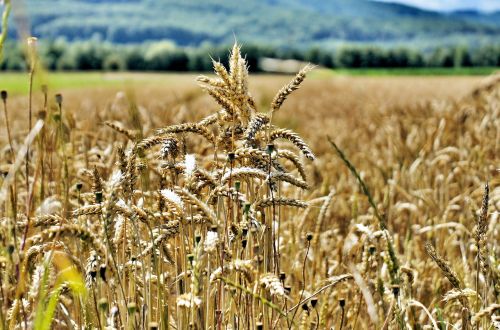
7 0 500 48
35 285 63 330
0 0 12 63
1 40 499 72
103 53 126 71
0 41 26 70
33 252 87 330
3 0 498 72
144 42 189 71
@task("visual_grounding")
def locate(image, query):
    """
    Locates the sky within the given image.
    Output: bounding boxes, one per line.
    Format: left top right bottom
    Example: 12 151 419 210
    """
375 0 500 12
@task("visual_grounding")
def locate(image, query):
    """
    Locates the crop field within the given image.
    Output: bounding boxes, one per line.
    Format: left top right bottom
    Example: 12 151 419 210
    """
0 45 499 330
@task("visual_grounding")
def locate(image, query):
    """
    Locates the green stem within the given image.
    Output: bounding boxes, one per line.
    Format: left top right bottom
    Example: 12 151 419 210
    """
328 137 400 284
0 0 11 63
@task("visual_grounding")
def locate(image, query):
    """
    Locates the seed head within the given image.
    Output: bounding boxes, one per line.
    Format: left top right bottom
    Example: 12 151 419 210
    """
98 298 108 311
55 93 63 107
127 302 137 314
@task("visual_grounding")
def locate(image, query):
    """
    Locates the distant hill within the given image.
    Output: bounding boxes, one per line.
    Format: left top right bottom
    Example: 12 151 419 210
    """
9 0 500 49
449 9 500 26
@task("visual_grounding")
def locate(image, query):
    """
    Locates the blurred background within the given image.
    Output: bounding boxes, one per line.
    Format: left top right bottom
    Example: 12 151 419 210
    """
1 0 500 73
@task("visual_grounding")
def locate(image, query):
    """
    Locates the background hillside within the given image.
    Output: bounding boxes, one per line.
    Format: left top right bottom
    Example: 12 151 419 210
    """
12 0 500 49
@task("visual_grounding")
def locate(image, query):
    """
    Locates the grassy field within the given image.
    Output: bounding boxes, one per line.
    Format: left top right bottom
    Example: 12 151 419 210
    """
331 66 500 76
0 47 499 329
1 72 192 95
2 66 498 95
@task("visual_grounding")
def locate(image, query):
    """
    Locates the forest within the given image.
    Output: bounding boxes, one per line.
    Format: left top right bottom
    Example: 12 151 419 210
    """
2 40 500 71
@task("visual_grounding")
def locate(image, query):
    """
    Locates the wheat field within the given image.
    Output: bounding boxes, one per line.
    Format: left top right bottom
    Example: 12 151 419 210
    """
0 45 499 329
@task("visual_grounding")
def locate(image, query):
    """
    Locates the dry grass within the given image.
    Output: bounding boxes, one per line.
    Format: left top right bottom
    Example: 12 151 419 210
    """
0 45 499 329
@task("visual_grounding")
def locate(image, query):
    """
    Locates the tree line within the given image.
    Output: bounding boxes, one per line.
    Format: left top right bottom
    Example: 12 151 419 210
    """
1 39 499 72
